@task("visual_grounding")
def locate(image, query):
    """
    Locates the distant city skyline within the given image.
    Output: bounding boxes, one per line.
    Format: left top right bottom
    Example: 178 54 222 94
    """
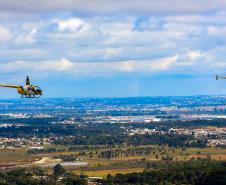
0 0 226 97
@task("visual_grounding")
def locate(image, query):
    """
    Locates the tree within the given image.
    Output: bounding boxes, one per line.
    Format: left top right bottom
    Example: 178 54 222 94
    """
63 174 87 185
53 164 66 177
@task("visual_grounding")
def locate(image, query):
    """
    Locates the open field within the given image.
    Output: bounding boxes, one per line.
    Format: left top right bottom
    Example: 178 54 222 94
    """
72 168 144 178
0 148 37 165
1 146 226 163
1 145 226 177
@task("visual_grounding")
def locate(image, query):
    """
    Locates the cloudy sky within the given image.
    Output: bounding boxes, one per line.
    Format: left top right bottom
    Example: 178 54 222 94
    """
0 0 226 97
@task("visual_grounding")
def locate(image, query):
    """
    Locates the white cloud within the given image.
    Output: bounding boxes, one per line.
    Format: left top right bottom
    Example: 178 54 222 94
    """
175 50 205 67
1 58 73 72
0 48 46 60
0 55 179 75
163 22 204 38
141 55 178 72
187 50 203 61
103 48 123 58
0 6 225 79
73 55 178 74
166 11 226 25
56 18 91 32
15 28 37 44
207 26 226 36
0 26 12 42
37 58 73 71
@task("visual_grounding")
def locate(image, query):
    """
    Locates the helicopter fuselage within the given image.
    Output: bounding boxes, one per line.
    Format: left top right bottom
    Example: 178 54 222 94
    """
17 85 43 98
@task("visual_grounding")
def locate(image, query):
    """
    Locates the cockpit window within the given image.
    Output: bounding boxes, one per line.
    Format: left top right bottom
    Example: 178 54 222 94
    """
32 86 42 91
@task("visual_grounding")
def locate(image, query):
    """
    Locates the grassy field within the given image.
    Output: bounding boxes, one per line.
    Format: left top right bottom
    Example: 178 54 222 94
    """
0 148 34 163
72 168 144 178
1 145 226 177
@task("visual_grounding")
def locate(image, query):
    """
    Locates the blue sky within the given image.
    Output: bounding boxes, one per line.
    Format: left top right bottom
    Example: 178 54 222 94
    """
0 0 226 97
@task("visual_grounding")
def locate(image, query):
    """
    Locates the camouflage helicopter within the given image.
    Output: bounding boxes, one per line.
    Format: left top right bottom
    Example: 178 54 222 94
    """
0 76 43 98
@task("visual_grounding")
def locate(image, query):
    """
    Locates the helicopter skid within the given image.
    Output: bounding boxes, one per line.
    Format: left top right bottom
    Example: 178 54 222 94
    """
21 95 42 98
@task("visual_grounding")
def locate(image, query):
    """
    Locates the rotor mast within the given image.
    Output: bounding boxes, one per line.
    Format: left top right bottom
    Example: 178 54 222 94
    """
26 76 30 85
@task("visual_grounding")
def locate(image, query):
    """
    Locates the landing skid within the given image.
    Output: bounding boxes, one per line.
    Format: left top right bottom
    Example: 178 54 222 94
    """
21 95 41 98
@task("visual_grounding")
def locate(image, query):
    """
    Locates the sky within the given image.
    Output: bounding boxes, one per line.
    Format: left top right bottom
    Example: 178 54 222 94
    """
0 0 226 97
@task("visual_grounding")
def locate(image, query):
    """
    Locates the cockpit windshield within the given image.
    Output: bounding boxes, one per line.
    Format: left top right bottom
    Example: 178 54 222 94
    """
33 86 42 92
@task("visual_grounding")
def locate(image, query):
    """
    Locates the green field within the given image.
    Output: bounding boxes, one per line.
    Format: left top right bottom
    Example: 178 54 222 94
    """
1 145 226 177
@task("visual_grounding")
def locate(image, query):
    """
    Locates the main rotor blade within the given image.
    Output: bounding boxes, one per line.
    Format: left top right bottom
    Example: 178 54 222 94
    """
0 84 21 88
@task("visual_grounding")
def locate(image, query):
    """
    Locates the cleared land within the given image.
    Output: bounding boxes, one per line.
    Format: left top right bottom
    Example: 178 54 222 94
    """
1 146 226 177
